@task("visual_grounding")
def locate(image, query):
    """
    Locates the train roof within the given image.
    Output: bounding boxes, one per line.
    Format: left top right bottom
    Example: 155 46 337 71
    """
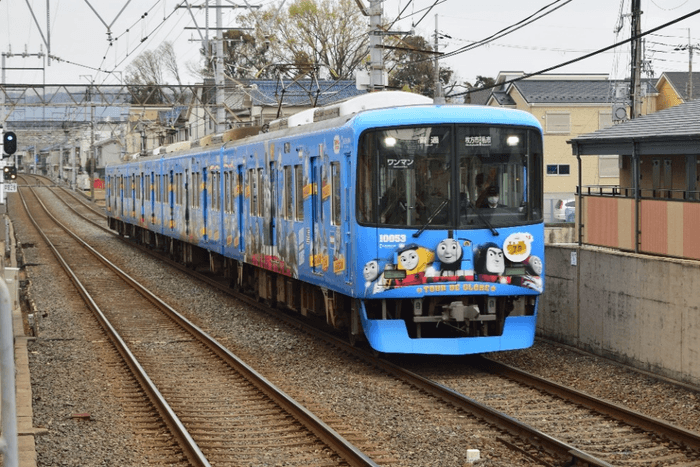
111 92 542 166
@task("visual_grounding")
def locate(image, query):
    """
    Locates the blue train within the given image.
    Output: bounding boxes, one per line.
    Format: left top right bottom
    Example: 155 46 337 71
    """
106 91 544 355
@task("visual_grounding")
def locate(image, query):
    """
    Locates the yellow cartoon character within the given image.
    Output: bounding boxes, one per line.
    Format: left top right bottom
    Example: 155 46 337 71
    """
394 244 434 286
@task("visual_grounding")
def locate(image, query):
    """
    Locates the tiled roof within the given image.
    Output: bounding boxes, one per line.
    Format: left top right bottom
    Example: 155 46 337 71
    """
491 91 516 106
511 79 658 104
243 79 366 106
569 98 700 156
572 98 700 141
658 72 700 101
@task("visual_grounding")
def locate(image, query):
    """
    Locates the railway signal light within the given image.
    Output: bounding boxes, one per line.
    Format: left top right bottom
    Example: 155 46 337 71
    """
3 131 17 156
3 165 17 180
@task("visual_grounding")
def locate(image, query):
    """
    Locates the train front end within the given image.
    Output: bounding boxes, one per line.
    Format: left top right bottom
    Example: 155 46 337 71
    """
353 107 544 355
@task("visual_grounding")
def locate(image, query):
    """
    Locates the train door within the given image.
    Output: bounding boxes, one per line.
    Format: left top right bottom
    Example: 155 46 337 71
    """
344 154 353 284
202 166 208 241
237 166 245 252
169 170 175 231
130 174 136 219
150 171 155 224
119 175 124 217
185 168 191 236
310 156 321 274
139 171 144 222
267 161 277 257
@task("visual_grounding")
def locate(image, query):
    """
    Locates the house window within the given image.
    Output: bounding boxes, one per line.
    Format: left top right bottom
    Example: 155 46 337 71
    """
598 156 619 178
599 112 613 130
547 164 570 175
545 112 571 134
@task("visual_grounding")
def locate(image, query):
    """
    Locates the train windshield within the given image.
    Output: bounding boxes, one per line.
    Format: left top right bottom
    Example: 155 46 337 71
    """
357 124 543 229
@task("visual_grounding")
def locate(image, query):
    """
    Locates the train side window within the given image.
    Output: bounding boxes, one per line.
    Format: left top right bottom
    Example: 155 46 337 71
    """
156 175 161 203
257 168 264 217
224 172 230 213
212 171 218 210
136 175 141 200
173 174 177 206
249 169 257 216
295 164 303 221
284 166 293 220
145 175 150 202
331 162 341 225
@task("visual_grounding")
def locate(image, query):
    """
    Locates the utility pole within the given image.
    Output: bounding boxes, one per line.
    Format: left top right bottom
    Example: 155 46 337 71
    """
687 29 694 100
629 0 642 119
215 0 226 133
368 0 386 90
433 14 444 104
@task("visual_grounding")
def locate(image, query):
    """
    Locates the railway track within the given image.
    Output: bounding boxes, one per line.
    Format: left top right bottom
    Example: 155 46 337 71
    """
17 178 379 467
24 174 700 466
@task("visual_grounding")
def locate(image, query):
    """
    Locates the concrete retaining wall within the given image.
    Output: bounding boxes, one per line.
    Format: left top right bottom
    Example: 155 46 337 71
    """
540 244 700 386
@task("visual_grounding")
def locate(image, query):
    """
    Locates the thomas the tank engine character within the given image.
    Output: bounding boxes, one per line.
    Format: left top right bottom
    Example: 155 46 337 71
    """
475 242 510 284
425 237 475 281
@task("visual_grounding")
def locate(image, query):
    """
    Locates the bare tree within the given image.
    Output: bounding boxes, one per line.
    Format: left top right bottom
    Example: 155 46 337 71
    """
125 41 189 104
235 0 369 80
387 35 454 98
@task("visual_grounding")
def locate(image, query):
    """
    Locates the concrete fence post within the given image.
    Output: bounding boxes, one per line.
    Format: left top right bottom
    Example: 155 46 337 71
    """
0 274 18 467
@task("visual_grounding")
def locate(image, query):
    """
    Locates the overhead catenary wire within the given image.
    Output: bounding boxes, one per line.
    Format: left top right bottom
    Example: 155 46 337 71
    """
446 6 700 98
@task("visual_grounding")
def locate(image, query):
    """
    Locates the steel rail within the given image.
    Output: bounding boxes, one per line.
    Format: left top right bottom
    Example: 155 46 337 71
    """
16 184 212 467
476 357 700 451
36 174 698 465
17 178 380 467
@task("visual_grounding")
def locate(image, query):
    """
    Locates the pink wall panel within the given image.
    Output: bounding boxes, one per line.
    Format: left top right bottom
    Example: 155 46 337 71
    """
585 197 619 248
640 200 668 255
683 203 700 260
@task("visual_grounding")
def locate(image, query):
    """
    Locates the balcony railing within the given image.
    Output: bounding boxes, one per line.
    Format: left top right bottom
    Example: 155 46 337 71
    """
574 186 700 261
577 185 700 201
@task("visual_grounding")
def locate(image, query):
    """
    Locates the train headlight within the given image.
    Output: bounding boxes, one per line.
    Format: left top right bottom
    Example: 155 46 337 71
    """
506 135 520 146
384 136 397 147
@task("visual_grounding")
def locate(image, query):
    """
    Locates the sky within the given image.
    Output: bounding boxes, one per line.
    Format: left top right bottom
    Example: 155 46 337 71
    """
0 0 698 91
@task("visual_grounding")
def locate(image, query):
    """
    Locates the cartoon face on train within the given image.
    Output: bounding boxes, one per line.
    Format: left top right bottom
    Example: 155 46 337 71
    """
362 232 542 295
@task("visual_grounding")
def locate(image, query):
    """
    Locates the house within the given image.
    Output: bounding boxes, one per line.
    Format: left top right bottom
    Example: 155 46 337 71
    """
655 71 700 111
484 72 658 220
568 98 700 261
187 79 367 141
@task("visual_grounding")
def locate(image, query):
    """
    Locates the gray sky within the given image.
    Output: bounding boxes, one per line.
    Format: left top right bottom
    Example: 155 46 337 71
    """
0 0 698 88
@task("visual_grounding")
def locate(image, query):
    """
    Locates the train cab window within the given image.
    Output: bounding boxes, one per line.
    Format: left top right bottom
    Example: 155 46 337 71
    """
331 162 341 225
295 165 303 221
358 124 542 229
283 166 293 220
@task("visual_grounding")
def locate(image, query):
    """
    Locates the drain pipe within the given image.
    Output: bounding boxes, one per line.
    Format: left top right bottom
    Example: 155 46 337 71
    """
0 275 18 467
632 141 640 253
576 150 582 246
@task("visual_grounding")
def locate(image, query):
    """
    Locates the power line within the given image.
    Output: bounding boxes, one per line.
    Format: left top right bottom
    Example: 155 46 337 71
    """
447 6 700 98
438 0 573 62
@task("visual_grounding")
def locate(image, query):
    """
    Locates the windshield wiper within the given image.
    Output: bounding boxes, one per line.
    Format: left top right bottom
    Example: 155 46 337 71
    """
413 199 449 238
467 200 499 236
